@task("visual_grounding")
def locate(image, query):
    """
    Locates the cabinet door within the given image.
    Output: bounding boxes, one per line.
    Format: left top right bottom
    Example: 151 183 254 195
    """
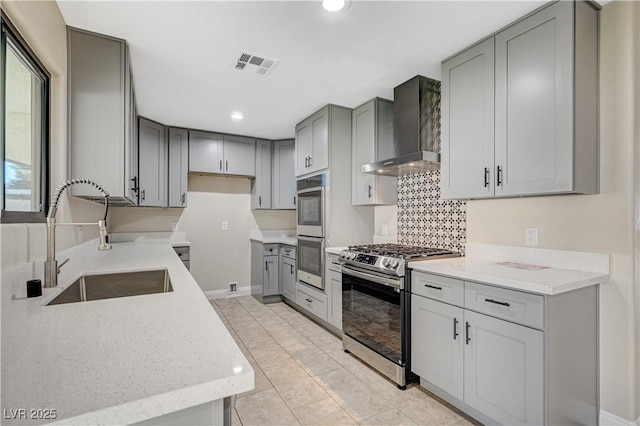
464 310 544 425
352 101 376 205
411 295 464 400
224 135 256 176
272 140 296 209
495 2 573 196
295 121 312 176
441 38 495 199
189 131 223 174
326 269 342 330
264 255 279 296
125 63 139 205
281 257 296 301
252 139 272 209
138 117 167 207
168 128 188 207
310 108 329 173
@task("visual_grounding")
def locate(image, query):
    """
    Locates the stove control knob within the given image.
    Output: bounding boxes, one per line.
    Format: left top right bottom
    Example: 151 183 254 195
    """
391 260 399 268
349 252 357 260
340 252 345 258
382 259 390 267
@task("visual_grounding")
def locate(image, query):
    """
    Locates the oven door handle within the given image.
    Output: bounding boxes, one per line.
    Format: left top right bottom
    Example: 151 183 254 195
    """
341 265 403 290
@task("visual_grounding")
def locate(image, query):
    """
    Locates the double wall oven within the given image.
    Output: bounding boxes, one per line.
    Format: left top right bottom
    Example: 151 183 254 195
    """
296 174 325 290
340 244 459 389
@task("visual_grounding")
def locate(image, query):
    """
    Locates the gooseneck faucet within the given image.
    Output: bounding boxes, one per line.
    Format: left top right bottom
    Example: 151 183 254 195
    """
44 179 112 288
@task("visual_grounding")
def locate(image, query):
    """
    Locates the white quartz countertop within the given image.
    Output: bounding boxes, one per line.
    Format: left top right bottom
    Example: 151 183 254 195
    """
410 253 609 296
1 240 253 425
326 246 347 255
249 229 296 246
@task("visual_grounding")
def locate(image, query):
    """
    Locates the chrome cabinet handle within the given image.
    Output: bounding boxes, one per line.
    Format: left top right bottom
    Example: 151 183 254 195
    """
220 160 222 171
293 196 296 206
465 322 471 345
130 177 139 193
141 189 146 201
259 196 262 206
308 156 312 167
368 185 372 198
181 193 185 204
496 166 503 186
265 261 268 271
305 298 312 303
484 168 490 188
424 284 442 290
226 160 228 171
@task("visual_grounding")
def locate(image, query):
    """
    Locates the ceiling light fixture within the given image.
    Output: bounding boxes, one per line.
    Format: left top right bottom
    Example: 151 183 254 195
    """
231 112 244 120
322 0 348 13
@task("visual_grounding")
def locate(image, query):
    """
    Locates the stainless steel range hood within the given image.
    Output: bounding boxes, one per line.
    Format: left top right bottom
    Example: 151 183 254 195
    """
362 75 441 176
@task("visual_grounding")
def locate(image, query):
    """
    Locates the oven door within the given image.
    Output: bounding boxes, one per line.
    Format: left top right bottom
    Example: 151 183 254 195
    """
341 265 404 366
296 187 324 237
297 236 324 290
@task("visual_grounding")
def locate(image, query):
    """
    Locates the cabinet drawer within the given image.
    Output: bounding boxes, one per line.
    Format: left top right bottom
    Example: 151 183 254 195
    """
173 246 190 261
263 244 278 256
327 254 341 273
296 283 327 321
465 281 544 329
281 245 296 260
411 271 464 307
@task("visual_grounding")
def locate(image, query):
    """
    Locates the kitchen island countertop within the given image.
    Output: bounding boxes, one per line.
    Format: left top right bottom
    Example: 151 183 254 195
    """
1 239 253 425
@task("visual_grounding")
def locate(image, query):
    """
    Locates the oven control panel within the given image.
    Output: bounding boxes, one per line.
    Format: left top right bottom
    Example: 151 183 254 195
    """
339 251 405 276
356 254 378 265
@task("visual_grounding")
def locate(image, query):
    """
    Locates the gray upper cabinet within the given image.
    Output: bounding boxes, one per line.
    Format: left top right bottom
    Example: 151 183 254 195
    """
68 27 138 205
188 131 255 177
224 135 256 176
252 139 272 209
441 1 599 199
168 128 189 208
351 98 397 205
295 106 329 176
272 139 296 210
441 39 495 199
138 118 167 207
189 131 224 174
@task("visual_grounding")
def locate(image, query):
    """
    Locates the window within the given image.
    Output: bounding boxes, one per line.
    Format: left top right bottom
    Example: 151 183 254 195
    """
1 12 49 223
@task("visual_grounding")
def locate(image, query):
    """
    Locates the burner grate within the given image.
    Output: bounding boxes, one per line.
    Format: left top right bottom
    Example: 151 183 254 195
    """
347 243 455 259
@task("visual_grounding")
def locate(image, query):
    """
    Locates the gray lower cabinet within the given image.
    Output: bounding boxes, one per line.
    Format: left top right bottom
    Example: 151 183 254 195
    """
189 131 256 177
281 247 296 301
252 139 272 209
168 128 189 207
264 255 279 297
173 246 190 270
138 117 167 207
441 0 599 199
272 139 296 210
296 282 328 322
67 27 139 205
325 253 342 330
411 270 598 425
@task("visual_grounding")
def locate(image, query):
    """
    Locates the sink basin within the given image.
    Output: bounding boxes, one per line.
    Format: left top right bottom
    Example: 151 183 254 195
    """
47 269 172 305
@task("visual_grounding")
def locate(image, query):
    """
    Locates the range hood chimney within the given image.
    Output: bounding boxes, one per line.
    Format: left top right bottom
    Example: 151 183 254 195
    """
362 75 441 176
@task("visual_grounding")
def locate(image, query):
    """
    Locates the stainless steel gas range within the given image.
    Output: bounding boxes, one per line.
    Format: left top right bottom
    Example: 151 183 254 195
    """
339 244 459 389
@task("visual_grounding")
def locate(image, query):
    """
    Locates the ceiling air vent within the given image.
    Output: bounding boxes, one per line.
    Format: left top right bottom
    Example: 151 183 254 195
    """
233 51 279 76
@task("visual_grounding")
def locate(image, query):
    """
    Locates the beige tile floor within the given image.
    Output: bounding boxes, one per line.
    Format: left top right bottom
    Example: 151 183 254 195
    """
212 295 476 426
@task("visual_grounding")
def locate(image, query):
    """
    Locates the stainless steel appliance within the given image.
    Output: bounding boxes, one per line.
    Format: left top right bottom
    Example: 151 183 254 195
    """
296 174 326 290
296 174 325 238
340 243 459 389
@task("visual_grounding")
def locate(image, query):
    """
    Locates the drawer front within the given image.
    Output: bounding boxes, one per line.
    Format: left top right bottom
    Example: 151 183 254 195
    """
263 244 278 256
411 271 464 307
173 246 190 261
281 245 296 260
465 281 544 329
327 254 341 273
296 283 328 321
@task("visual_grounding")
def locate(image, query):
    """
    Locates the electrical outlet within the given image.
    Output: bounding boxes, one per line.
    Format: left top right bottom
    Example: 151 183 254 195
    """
221 221 228 231
228 282 238 293
525 228 538 246
171 222 178 231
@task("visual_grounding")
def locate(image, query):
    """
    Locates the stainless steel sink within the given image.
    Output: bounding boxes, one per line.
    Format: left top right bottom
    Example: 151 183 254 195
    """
47 269 172 305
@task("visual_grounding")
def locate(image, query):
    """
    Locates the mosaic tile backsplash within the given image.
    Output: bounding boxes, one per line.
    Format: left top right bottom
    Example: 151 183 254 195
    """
397 170 467 254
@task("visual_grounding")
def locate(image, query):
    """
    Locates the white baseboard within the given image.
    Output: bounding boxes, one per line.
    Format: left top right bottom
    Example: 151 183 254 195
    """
600 410 637 426
204 286 250 300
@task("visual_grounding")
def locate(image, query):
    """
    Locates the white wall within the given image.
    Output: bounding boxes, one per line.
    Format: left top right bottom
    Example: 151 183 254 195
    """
108 175 295 292
465 2 639 421
0 0 107 273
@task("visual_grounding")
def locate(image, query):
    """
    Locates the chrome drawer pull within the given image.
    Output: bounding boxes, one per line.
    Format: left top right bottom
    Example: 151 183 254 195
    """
424 284 442 290
453 318 459 340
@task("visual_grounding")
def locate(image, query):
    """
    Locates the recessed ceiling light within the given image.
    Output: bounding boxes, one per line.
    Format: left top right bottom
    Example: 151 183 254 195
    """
322 0 348 12
231 112 244 120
